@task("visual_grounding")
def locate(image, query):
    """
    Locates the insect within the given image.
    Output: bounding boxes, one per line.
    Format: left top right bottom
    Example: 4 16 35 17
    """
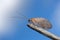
28 18 52 30
14 13 52 30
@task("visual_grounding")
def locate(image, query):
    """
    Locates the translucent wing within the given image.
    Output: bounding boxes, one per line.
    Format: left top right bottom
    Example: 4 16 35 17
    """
28 17 52 30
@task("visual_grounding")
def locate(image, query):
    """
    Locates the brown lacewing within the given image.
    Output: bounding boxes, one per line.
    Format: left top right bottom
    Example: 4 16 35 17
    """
13 13 52 30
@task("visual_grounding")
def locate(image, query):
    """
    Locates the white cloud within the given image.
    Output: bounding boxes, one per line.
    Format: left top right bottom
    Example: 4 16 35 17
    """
53 2 60 25
0 0 25 37
52 2 60 31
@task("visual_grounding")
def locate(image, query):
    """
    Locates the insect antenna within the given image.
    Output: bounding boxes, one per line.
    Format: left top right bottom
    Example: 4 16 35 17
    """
17 13 29 20
19 13 28 20
10 12 29 21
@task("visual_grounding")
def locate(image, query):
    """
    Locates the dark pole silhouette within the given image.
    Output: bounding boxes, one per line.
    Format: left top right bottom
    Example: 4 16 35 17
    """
27 18 60 40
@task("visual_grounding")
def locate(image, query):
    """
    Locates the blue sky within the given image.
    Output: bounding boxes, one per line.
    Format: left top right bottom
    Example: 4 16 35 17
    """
17 0 60 40
0 0 60 40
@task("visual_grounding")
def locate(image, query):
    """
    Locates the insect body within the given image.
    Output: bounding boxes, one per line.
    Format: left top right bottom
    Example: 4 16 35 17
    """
16 13 52 30
28 18 52 30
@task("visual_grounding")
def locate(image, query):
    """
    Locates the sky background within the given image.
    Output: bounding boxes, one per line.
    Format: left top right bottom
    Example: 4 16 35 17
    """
0 0 60 40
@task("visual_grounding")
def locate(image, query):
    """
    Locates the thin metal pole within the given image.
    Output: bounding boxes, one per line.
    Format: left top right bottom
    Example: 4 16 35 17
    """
27 24 60 40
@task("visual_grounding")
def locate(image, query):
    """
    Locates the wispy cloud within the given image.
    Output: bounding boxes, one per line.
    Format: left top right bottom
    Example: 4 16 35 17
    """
53 2 60 26
52 2 60 31
0 0 26 38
